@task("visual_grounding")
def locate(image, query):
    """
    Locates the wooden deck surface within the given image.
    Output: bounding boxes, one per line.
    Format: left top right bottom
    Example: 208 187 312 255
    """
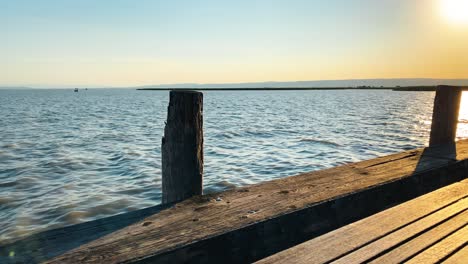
1 141 468 263
40 140 468 263
257 179 468 264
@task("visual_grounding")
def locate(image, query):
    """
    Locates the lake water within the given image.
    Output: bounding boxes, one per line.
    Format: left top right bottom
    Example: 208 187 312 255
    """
1 89 468 242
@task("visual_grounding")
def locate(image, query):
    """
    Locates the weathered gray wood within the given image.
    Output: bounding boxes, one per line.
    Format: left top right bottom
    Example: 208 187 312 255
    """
0 203 168 264
46 140 468 264
162 91 203 204
429 85 462 147
257 179 468 264
406 225 468 264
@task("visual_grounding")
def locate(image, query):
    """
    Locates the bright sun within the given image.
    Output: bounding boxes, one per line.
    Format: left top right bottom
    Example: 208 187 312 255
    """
440 0 468 24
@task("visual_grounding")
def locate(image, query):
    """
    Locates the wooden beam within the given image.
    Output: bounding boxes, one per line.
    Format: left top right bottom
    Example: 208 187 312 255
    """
429 85 462 147
442 245 468 263
45 140 468 264
405 226 468 264
0 203 169 264
162 91 203 204
369 216 467 264
257 179 468 264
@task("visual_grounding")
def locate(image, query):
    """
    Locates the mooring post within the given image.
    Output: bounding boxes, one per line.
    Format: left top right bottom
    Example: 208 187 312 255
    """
429 85 462 147
162 90 203 204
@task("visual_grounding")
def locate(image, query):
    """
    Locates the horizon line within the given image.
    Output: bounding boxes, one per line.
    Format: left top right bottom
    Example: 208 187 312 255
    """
2 77 468 89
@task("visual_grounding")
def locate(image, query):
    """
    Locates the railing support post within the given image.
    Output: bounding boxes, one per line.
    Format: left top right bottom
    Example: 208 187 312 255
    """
429 85 462 147
162 90 203 204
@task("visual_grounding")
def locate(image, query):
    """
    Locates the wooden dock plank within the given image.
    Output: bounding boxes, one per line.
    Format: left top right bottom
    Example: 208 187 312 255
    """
257 180 468 264
0 203 168 264
368 211 467 264
45 140 468 263
406 226 468 264
337 201 468 263
443 245 468 264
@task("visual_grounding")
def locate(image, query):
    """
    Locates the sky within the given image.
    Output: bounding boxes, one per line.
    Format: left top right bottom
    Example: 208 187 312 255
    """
1 0 468 87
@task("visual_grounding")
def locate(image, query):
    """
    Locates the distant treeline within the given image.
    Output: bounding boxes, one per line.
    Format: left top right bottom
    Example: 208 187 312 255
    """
137 86 439 91
391 86 437 91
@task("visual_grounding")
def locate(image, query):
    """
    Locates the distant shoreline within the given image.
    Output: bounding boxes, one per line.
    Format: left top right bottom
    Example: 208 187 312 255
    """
137 86 439 91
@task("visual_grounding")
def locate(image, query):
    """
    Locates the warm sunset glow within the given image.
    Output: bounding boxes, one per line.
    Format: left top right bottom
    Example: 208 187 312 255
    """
2 1 468 87
440 0 468 24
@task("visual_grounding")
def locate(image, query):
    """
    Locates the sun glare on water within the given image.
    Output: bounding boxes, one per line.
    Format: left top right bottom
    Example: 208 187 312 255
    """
440 0 468 24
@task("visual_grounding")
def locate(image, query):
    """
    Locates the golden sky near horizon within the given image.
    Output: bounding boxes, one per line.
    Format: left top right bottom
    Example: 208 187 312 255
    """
1 0 468 87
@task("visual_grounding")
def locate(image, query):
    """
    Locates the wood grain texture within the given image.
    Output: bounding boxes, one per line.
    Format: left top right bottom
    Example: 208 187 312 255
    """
258 180 468 264
429 85 462 146
443 245 468 264
45 140 468 263
0 203 168 264
368 211 467 264
162 91 203 204
406 225 468 264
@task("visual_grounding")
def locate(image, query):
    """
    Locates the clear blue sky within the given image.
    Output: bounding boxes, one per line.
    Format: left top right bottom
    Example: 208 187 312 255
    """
1 0 467 87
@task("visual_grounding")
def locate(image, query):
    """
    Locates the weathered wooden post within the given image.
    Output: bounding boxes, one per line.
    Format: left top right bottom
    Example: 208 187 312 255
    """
162 90 203 204
429 85 462 147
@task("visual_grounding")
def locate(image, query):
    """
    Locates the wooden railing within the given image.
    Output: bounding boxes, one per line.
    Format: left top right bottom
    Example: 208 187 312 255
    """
5 85 468 263
162 85 464 204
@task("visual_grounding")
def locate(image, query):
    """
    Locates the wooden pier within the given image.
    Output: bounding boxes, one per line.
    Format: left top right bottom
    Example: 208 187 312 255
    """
1 86 467 263
257 178 468 264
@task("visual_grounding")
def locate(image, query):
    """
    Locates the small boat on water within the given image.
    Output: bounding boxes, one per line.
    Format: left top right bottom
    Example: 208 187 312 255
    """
74 88 78 92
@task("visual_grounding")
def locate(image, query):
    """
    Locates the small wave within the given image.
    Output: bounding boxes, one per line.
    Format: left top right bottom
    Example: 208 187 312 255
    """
54 210 89 225
215 131 241 139
1 143 18 149
244 130 274 138
298 138 341 147
109 153 124 162
86 199 132 217
0 196 15 206
204 180 237 194
114 188 147 195
0 181 17 188
214 180 237 189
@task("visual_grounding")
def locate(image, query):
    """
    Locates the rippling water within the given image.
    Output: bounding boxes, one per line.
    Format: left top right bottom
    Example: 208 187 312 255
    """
1 89 467 242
